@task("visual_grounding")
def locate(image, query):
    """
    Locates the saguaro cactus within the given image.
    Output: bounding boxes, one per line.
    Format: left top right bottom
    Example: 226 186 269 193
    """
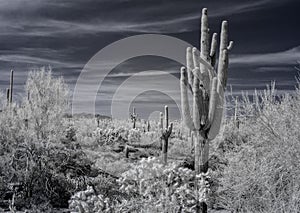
180 8 233 212
9 70 14 104
130 107 137 129
124 107 172 160
147 120 151 132
6 88 10 105
161 105 173 164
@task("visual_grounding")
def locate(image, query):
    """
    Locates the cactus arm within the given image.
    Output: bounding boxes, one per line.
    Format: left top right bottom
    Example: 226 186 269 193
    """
227 41 234 50
209 20 231 139
164 105 169 128
195 48 216 81
186 47 194 88
200 8 209 65
193 68 202 130
206 77 218 129
192 47 200 68
193 44 216 80
219 21 229 53
199 9 210 92
192 67 202 83
210 33 218 68
208 81 225 140
180 67 195 130
217 49 229 89
217 21 230 89
165 123 173 138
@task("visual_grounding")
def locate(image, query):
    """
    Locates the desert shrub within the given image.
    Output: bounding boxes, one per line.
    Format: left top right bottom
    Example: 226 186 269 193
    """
95 156 131 176
128 128 141 142
215 83 300 212
21 67 69 142
0 68 94 210
168 137 191 158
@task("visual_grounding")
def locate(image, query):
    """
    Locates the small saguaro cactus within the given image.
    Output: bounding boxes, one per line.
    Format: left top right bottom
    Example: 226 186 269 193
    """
130 107 138 129
147 120 151 132
161 105 173 164
6 88 10 105
95 114 101 127
180 8 232 212
27 90 30 101
9 69 14 105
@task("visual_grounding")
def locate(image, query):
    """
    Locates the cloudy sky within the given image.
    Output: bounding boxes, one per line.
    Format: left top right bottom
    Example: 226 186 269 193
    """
0 0 299 118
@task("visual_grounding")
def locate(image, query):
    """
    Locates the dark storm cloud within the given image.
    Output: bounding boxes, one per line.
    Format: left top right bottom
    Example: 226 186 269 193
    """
0 0 299 117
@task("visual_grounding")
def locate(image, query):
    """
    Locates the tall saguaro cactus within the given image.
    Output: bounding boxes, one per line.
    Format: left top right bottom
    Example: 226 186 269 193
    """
181 8 232 174
180 8 232 212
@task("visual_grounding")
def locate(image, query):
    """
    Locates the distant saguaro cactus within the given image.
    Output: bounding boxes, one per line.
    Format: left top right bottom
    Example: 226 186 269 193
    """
9 70 14 105
180 8 233 212
161 105 173 165
147 120 151 132
130 107 137 129
6 88 10 105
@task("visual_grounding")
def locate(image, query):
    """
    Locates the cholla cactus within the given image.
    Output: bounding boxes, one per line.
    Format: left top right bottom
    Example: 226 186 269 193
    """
68 186 116 213
118 157 211 212
161 105 173 164
180 8 232 174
